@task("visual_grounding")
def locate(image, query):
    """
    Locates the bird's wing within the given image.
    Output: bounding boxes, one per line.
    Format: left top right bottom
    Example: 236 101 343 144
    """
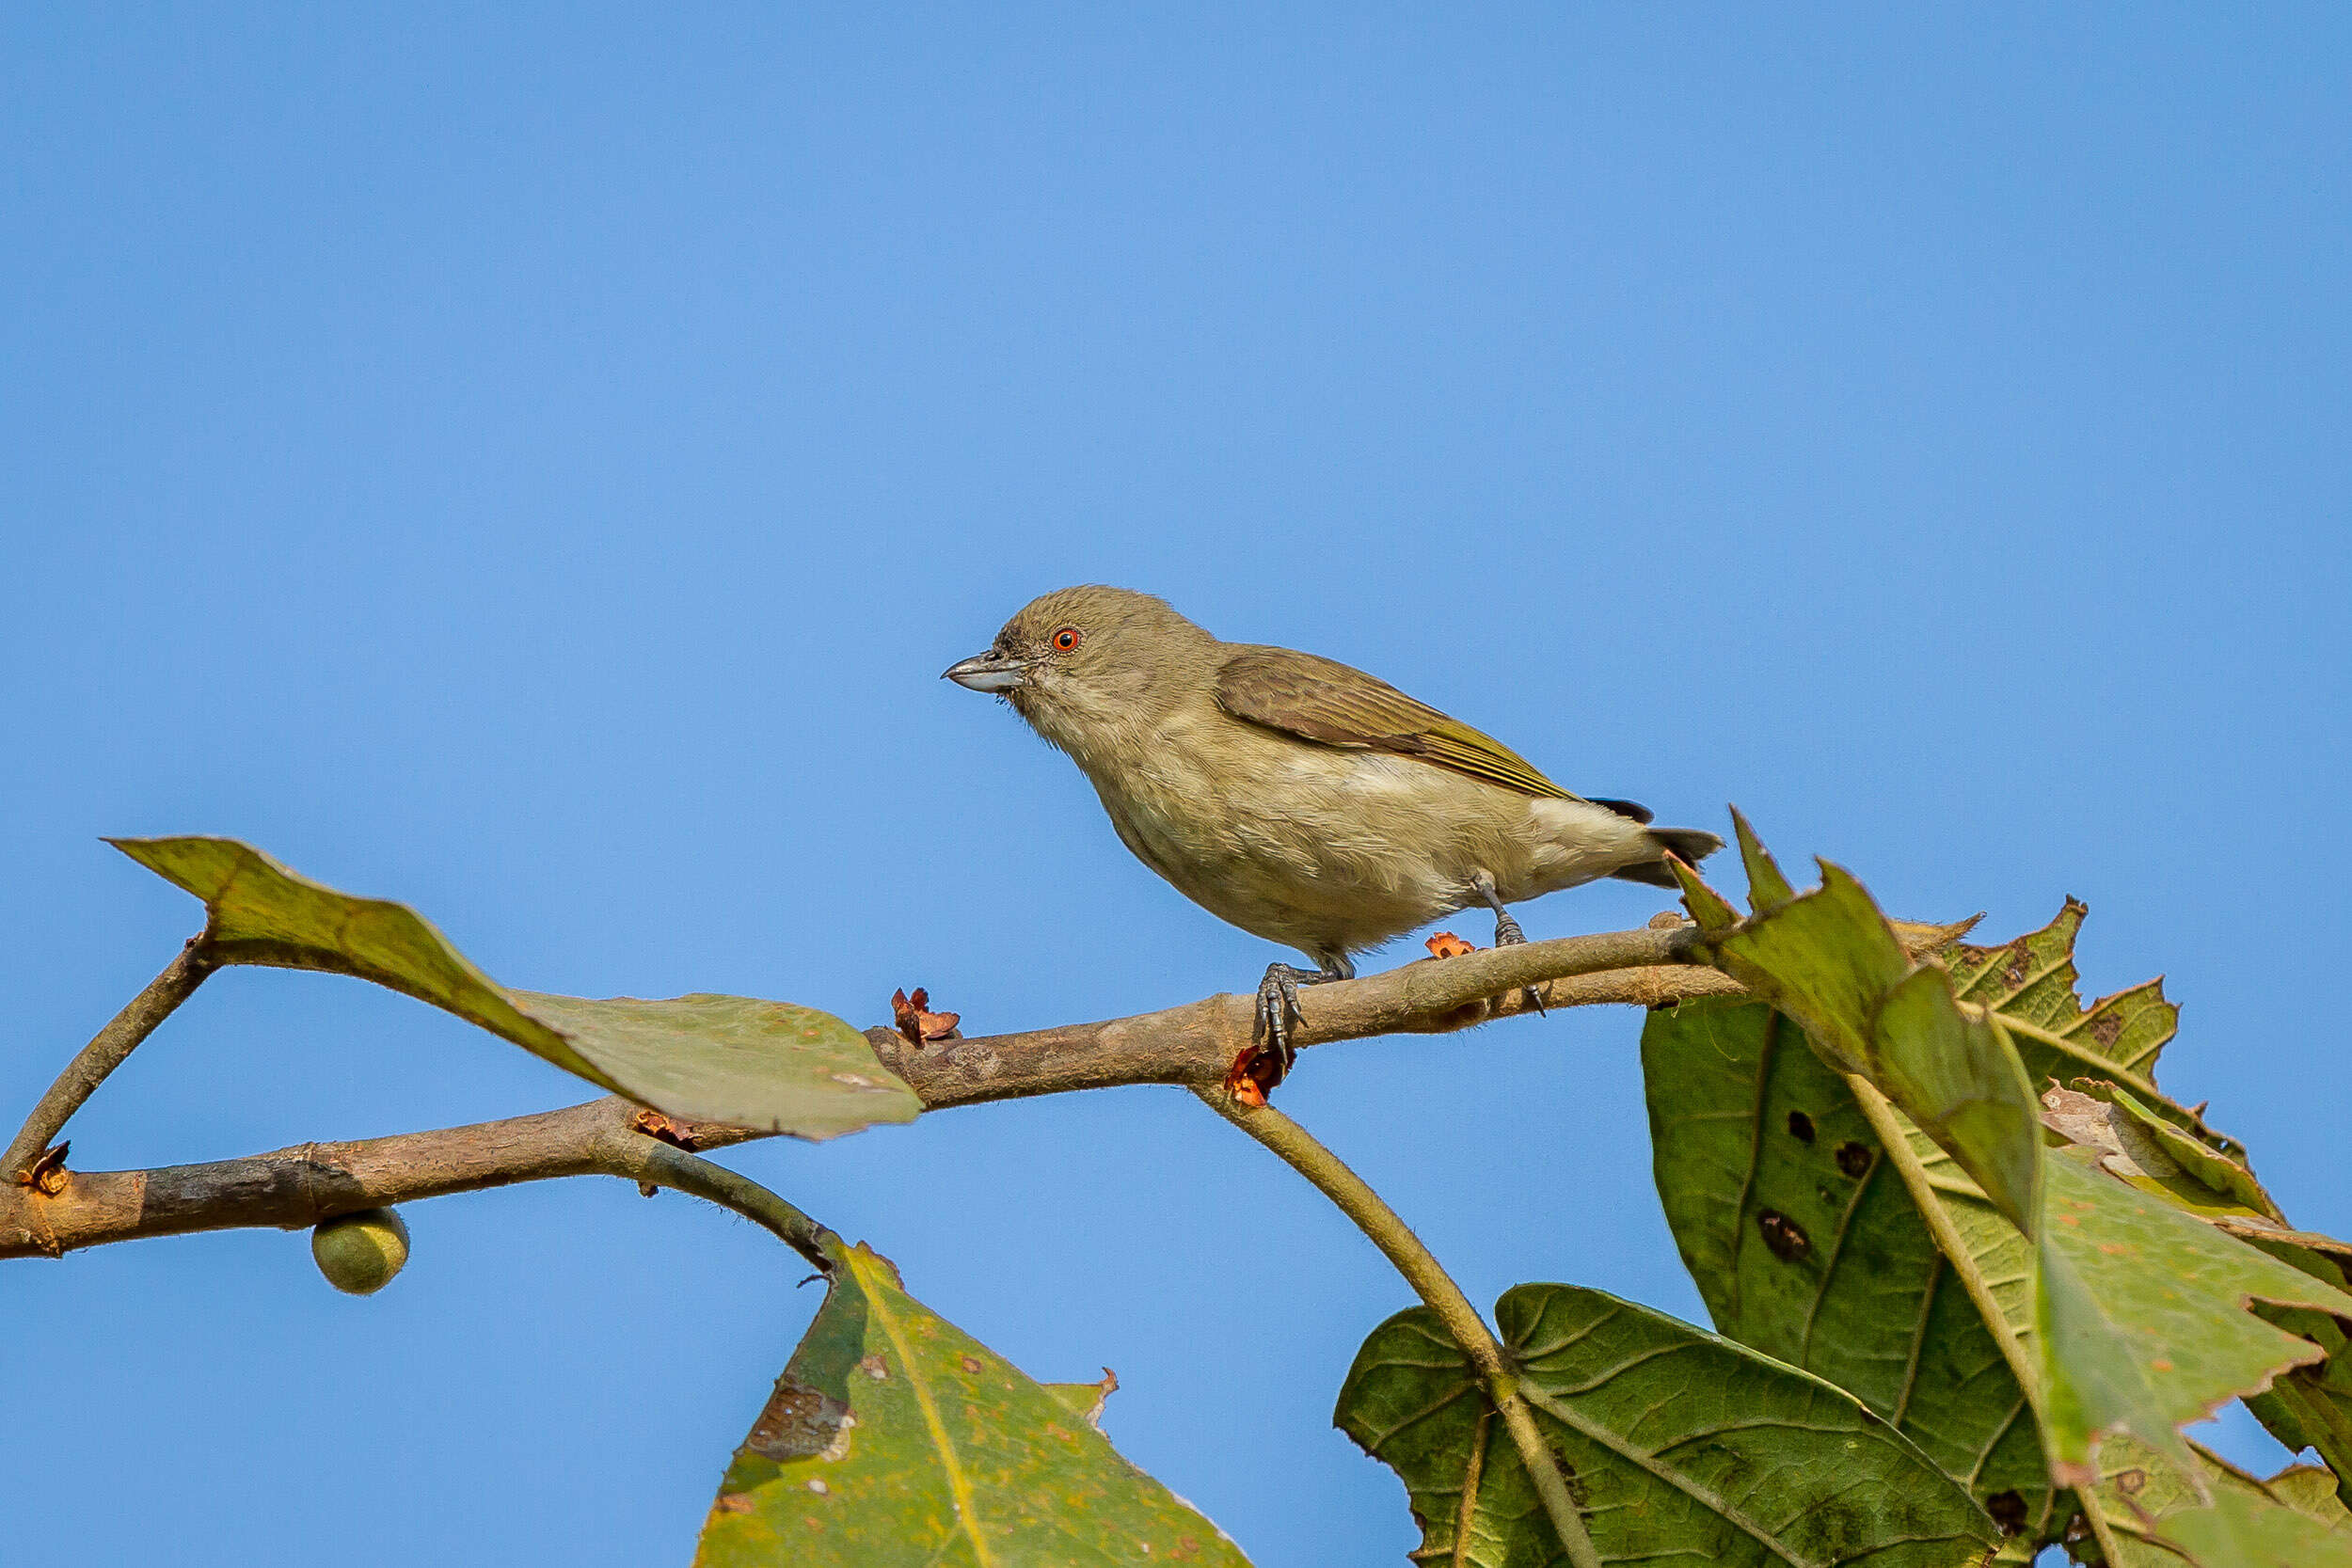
1213 644 1582 801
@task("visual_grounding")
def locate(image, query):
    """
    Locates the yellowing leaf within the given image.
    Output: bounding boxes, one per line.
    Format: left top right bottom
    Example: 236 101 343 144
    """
112 836 917 1137
696 1241 1247 1567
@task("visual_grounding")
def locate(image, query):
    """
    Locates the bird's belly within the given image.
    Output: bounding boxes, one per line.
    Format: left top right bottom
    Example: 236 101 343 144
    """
1093 747 1503 956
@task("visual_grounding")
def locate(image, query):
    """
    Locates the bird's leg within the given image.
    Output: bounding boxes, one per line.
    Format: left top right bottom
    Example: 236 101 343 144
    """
1255 953 1354 1073
1471 871 1546 1017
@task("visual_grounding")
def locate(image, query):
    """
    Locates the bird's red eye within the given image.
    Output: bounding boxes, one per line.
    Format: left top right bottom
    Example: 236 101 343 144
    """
1052 626 1082 651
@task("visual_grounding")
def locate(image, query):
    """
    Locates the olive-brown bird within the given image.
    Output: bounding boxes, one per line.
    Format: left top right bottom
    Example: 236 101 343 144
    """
944 586 1723 1058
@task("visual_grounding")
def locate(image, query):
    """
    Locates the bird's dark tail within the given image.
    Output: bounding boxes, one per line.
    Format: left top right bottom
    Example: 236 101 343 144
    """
1610 826 1726 888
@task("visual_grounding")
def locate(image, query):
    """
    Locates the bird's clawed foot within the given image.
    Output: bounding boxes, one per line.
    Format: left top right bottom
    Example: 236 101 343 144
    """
1474 872 1546 1017
1252 959 1348 1081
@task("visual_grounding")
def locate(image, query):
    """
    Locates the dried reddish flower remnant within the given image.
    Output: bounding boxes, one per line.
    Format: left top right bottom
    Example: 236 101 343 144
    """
19 1141 70 1195
1424 931 1477 958
1225 1045 1283 1107
891 987 961 1047
629 1109 702 1150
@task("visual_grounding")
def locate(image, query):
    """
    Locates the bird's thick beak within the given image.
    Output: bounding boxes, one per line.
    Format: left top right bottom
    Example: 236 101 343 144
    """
942 649 1030 693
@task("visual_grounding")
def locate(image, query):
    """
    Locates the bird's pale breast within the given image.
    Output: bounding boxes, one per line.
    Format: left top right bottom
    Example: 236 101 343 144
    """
1077 703 1648 958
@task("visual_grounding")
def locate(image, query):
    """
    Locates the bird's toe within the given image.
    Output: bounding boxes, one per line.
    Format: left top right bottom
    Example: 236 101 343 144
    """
1254 964 1303 1070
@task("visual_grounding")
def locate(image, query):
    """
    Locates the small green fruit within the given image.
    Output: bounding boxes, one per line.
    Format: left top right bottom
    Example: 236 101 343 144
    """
310 1208 410 1295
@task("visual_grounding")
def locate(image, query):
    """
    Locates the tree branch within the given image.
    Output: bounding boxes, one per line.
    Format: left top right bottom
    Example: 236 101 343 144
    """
0 1095 827 1274
873 921 1719 1107
869 915 1967 1109
2 915 1971 1262
623 1136 833 1272
6 939 212 1183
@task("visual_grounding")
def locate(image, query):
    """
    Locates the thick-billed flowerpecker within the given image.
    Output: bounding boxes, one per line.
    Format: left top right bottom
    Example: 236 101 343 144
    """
944 586 1724 1064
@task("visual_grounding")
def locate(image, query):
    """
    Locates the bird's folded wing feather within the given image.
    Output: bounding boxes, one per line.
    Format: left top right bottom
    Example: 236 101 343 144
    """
1213 644 1581 801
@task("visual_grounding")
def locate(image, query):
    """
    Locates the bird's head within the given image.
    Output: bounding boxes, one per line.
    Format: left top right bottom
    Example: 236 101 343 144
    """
943 585 1219 756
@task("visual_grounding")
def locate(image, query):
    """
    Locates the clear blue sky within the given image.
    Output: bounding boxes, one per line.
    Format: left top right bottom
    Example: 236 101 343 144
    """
6 8 2346 1565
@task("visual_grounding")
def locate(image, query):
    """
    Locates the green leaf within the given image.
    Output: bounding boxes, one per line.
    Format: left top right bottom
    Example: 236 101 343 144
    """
110 836 917 1137
2101 1090 2280 1221
2261 1464 2352 1530
1946 900 2176 1082
1730 807 1796 912
1946 901 2231 1158
1665 850 2352 1513
2040 1087 2351 1505
695 1240 1248 1568
2152 1489 2352 1567
2034 1150 2352 1481
1334 1282 1998 1568
1707 861 1915 1077
1697 858 2041 1235
2042 1092 2352 1506
2040 1085 2276 1223
509 991 916 1138
2078 1436 2352 1567
1878 970 2043 1236
1645 996 2068 1537
2243 1323 2352 1515
2032 1227 2190 1484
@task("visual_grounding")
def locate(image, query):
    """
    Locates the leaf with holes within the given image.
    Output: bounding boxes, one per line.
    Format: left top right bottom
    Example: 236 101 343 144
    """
1334 1283 1997 1568
694 1240 1247 1567
1747 1077 2352 1509
1644 993 2344 1551
1676 834 2042 1233
111 836 917 1136
1645 996 2066 1540
1672 837 2352 1502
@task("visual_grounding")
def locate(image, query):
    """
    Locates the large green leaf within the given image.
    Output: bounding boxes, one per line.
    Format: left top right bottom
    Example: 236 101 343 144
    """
1645 996 2064 1540
1672 839 2352 1499
1675 852 2041 1235
111 836 917 1136
1645 988 2348 1550
2043 1086 2352 1507
695 1239 1248 1567
2031 1150 2352 1478
1334 1282 1997 1568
